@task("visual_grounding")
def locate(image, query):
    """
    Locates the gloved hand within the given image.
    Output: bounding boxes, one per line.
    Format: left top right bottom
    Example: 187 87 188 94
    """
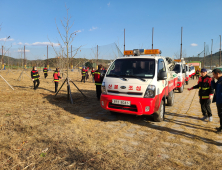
209 95 213 100
188 87 192 91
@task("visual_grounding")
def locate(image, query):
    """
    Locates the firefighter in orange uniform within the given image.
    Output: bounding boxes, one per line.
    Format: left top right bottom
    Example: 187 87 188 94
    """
94 64 105 100
53 68 62 93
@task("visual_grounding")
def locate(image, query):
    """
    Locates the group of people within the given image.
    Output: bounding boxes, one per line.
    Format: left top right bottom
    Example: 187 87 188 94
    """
188 68 222 134
81 67 91 83
81 65 107 100
31 64 107 99
31 66 62 93
81 66 106 81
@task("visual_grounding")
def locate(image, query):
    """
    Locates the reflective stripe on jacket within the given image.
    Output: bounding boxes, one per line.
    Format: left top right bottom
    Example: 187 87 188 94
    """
192 75 214 99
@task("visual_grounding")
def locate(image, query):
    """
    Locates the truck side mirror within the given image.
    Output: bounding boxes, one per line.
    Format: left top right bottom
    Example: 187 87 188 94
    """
182 69 186 73
158 71 167 80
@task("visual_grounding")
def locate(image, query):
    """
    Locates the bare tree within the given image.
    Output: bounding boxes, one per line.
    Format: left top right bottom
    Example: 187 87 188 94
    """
49 5 84 103
174 52 180 59
53 5 81 77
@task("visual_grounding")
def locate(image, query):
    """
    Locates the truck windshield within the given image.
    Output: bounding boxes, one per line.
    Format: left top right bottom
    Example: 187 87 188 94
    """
190 66 194 70
106 58 155 79
173 64 181 73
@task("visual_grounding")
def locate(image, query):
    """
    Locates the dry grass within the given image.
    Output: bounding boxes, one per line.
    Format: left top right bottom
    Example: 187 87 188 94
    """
0 69 222 170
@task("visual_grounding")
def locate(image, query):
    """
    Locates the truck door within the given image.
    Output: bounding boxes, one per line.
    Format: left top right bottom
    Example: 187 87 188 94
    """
156 59 167 106
182 64 186 81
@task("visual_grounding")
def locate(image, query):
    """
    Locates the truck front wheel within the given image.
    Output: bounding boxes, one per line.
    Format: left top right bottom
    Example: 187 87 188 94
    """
153 100 165 122
167 90 174 106
178 84 184 93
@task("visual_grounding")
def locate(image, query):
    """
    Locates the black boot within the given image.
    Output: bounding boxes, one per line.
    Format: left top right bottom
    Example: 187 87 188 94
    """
216 127 222 134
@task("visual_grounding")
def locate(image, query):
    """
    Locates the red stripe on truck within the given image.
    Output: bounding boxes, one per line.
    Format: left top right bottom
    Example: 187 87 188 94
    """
100 86 168 116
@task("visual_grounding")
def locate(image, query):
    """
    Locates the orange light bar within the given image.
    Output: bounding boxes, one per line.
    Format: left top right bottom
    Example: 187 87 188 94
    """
144 49 160 55
124 50 134 55
174 59 181 62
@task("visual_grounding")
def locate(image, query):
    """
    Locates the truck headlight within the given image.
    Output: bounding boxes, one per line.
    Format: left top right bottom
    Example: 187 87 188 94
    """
178 76 182 81
144 85 156 98
101 82 106 94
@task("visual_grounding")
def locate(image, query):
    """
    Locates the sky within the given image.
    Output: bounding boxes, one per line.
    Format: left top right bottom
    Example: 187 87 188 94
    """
0 0 222 60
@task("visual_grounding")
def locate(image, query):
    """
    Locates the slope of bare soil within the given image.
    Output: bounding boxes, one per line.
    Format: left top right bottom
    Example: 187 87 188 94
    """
0 69 222 169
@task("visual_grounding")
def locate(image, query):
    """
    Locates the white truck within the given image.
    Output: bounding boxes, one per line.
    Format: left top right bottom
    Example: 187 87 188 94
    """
173 59 186 93
189 65 196 78
100 49 178 122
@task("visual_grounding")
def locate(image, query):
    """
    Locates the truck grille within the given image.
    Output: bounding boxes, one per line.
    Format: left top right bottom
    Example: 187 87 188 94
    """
107 90 142 96
108 103 138 112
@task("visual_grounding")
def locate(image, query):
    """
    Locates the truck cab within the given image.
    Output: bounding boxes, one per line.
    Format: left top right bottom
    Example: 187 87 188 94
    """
173 62 186 93
189 65 195 78
100 49 178 122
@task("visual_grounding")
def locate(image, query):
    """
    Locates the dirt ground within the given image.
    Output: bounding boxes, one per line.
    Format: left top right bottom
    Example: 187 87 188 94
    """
0 69 222 170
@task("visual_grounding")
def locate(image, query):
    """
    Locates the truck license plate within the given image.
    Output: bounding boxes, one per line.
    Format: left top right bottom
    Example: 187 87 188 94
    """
112 99 131 106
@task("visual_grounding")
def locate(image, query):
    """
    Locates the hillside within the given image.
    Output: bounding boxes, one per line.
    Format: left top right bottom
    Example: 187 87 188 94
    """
184 51 222 67
0 55 112 68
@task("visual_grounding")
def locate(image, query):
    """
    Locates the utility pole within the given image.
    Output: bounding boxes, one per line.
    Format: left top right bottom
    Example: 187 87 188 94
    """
204 42 205 68
220 35 221 67
211 39 213 69
24 45 26 69
152 27 154 49
180 27 183 59
21 48 23 69
124 29 125 55
47 45 49 69
8 51 9 69
97 45 98 68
